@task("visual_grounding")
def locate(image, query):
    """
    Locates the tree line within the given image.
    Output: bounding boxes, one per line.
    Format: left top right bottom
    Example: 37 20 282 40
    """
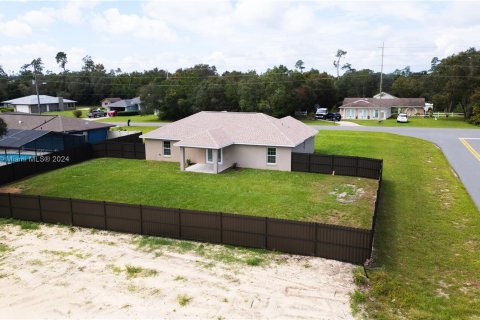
0 48 479 120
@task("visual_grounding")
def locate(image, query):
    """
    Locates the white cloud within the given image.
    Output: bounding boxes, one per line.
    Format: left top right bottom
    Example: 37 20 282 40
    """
92 8 176 40
0 20 32 37
0 43 58 72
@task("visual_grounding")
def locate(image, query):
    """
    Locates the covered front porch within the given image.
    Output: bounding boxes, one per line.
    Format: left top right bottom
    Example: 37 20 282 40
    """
178 145 230 174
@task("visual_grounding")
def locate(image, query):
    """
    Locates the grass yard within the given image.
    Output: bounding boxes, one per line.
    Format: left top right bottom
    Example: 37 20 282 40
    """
301 119 339 126
6 159 377 229
43 107 91 118
315 131 480 319
349 116 478 128
96 114 163 123
111 126 158 134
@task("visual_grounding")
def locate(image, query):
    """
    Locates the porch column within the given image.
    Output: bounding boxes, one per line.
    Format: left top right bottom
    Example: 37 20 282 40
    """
180 147 185 171
213 149 218 174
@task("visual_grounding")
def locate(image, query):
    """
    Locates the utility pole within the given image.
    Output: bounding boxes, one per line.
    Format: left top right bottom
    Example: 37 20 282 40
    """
378 41 385 122
33 72 41 114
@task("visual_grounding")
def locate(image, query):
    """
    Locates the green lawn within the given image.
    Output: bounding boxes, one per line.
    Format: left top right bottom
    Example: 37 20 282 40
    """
7 159 377 229
301 119 339 126
349 117 478 128
315 131 480 319
111 126 158 134
43 107 91 118
96 114 162 123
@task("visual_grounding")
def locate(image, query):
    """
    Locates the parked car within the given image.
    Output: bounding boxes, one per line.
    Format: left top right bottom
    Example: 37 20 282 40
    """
107 110 117 117
88 109 107 118
315 108 328 119
397 113 408 123
325 112 342 121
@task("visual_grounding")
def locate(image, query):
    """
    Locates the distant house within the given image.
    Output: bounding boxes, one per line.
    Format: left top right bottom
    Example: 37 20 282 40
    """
0 113 114 144
2 95 76 114
339 92 429 120
141 111 318 174
106 97 142 113
100 97 122 108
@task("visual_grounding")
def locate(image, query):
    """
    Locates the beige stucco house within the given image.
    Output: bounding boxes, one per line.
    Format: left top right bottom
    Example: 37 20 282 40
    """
339 92 428 119
140 111 318 174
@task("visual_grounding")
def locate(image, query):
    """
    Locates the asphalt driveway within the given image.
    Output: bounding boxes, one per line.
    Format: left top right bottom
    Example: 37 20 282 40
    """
313 125 480 210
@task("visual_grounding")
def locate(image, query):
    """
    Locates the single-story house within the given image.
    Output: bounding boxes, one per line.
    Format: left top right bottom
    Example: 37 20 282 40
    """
339 92 429 120
2 95 76 114
101 97 122 108
0 113 114 144
140 111 318 174
106 97 142 113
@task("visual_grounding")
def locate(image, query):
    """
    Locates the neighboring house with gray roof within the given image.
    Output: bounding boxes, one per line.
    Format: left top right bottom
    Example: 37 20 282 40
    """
0 113 114 144
140 111 318 174
100 97 122 108
2 95 76 114
106 97 142 113
339 92 428 120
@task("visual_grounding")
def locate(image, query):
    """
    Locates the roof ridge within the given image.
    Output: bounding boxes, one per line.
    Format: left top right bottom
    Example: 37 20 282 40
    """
261 113 295 145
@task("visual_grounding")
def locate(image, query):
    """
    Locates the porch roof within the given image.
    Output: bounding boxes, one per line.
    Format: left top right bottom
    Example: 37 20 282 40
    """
173 127 234 149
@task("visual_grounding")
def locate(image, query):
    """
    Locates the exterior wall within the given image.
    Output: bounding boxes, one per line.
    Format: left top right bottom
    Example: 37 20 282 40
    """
145 139 181 162
14 105 31 113
340 108 391 120
145 140 292 171
229 145 292 171
292 136 315 154
86 129 109 144
398 106 425 116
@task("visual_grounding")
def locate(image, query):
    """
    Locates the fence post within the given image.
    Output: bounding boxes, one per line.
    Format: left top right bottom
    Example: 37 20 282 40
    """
103 201 107 230
121 143 124 158
140 205 143 234
104 142 108 157
265 217 268 249
355 157 359 177
331 155 335 174
220 212 223 243
133 142 137 159
178 208 182 239
314 223 318 257
69 198 74 226
308 154 311 172
8 193 13 218
38 195 43 222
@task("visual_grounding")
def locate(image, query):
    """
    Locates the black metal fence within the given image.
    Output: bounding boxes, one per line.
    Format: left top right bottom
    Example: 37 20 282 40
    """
0 137 384 265
0 193 373 264
291 153 383 179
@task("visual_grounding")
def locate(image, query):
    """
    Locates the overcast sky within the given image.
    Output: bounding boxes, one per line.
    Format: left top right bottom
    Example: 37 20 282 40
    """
0 0 478 75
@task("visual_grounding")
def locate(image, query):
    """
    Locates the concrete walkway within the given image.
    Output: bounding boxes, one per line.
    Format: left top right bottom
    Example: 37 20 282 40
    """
313 125 480 210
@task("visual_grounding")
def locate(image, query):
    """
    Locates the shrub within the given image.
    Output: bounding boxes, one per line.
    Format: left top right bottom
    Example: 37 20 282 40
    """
72 110 82 118
469 105 480 126
117 111 140 117
0 107 14 113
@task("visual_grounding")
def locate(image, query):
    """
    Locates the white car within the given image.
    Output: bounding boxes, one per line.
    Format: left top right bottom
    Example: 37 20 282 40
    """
397 113 408 123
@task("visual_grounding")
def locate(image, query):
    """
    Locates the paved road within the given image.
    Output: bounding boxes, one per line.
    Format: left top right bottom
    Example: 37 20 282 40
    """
107 121 480 210
312 125 480 210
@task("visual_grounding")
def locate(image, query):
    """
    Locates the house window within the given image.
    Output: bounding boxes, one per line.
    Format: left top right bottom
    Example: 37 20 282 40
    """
163 141 171 156
267 147 276 165
206 149 222 164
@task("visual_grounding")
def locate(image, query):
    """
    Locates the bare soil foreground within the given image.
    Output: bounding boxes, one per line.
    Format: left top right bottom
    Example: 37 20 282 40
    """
0 222 355 319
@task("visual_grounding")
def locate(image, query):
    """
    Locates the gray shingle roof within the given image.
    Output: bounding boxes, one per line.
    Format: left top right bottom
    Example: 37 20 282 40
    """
2 95 76 105
340 97 425 108
108 97 141 108
141 111 318 149
0 113 113 133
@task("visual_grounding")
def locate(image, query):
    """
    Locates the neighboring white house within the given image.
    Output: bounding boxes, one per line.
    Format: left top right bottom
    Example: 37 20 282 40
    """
339 92 429 120
2 95 76 114
106 97 142 113
140 111 318 174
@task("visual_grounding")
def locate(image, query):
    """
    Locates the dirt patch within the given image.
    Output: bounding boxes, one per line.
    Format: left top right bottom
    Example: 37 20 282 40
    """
0 222 356 319
0 187 22 194
329 184 365 203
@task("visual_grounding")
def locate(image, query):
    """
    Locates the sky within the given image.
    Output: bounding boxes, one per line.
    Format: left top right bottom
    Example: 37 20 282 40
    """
0 0 479 76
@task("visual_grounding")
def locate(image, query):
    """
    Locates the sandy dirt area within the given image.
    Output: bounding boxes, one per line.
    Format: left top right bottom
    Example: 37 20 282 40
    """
0 222 355 319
